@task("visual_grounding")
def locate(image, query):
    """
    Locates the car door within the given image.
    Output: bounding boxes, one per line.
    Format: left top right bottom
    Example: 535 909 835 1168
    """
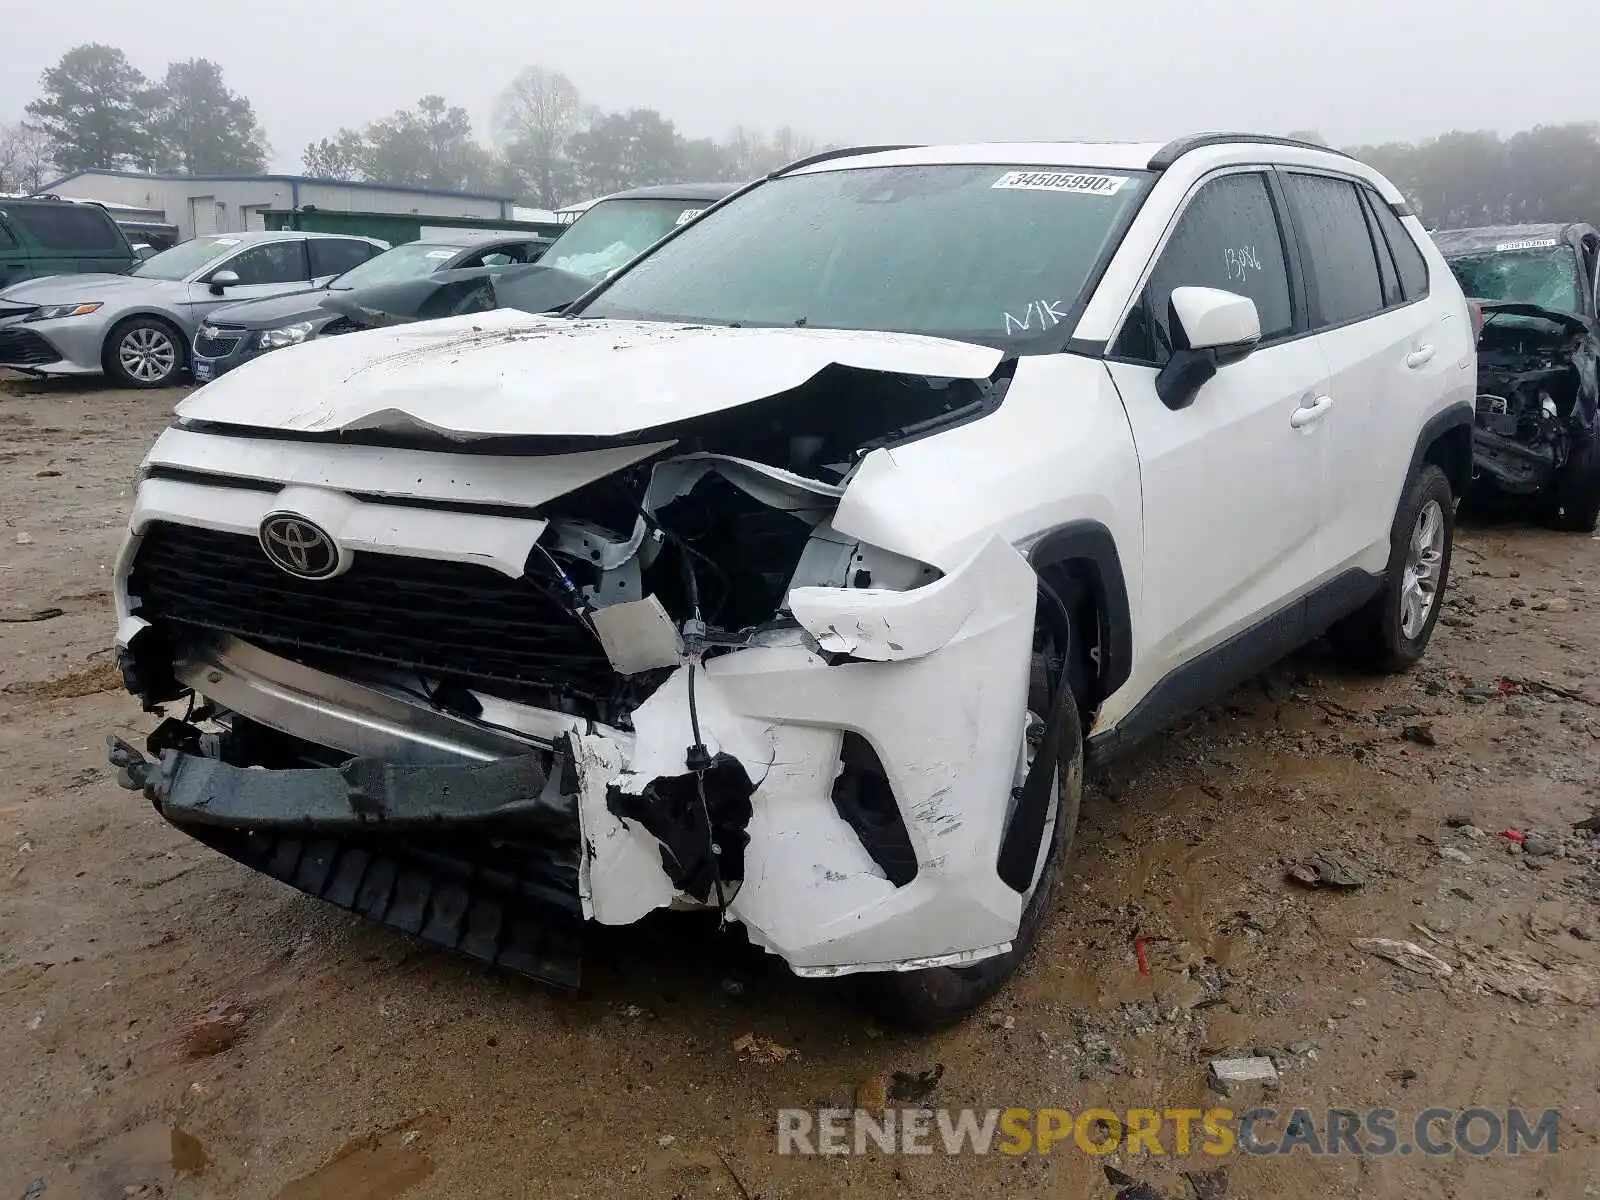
187 240 313 319
1278 171 1455 577
1104 168 1333 677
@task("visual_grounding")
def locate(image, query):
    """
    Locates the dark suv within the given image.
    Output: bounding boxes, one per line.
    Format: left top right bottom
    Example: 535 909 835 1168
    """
1434 222 1600 531
0 198 136 288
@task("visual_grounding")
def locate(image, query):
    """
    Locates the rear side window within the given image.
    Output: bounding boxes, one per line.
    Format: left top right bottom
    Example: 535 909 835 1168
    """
224 241 310 285
1114 171 1293 364
309 238 379 277
1282 174 1385 326
5 203 125 252
1362 189 1430 300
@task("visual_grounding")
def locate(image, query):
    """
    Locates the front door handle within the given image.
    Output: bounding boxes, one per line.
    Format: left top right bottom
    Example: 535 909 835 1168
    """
1290 395 1334 429
1406 345 1436 369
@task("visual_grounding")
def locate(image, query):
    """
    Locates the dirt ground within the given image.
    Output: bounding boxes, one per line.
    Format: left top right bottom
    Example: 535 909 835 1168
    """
2 373 1598 1200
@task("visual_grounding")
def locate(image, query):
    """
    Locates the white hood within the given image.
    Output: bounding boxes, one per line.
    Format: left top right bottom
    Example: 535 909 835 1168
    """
175 309 1003 440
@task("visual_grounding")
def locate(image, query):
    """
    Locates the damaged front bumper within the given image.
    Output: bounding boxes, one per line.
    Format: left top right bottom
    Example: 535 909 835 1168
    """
113 529 1043 983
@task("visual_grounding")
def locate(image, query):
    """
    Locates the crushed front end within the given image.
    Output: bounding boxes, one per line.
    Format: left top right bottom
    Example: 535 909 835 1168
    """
110 323 1047 987
1471 301 1600 499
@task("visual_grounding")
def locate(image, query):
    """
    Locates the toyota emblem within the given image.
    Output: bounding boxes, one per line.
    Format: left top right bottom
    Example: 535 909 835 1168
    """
258 513 343 580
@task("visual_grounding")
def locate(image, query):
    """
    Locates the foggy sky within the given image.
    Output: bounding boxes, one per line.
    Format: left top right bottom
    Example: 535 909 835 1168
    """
7 0 1595 175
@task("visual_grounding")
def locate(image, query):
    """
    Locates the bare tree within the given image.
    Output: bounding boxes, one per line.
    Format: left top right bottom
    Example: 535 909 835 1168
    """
0 121 55 193
493 67 584 207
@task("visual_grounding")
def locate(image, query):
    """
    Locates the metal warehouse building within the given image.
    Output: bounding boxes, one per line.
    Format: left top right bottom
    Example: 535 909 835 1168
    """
35 170 518 241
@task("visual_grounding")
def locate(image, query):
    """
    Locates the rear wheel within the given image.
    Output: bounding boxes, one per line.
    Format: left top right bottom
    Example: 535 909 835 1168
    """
104 317 184 388
1546 433 1600 532
859 644 1083 1031
1329 463 1455 673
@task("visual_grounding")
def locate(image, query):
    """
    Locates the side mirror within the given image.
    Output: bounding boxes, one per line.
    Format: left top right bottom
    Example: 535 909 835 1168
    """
1155 286 1262 411
208 269 240 295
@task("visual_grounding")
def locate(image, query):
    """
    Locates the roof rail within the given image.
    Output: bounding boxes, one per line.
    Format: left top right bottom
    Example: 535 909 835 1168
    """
768 145 923 178
1147 133 1354 171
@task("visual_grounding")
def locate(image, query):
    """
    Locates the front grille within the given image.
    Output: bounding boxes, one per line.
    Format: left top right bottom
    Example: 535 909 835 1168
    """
0 327 60 366
194 327 244 357
129 522 618 708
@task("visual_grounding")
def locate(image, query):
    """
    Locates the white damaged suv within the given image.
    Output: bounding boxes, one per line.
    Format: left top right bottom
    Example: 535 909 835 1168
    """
109 136 1475 1028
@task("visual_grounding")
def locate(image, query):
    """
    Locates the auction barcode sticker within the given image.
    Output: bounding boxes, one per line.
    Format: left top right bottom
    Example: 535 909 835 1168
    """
1494 238 1559 252
991 171 1129 195
676 208 706 225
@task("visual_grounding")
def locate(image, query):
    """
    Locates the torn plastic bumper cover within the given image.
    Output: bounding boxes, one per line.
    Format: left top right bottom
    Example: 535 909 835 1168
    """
110 735 588 987
111 531 1041 982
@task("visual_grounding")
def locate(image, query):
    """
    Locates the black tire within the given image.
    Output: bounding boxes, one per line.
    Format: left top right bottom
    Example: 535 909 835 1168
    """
1546 433 1600 533
103 316 186 388
858 654 1084 1032
1329 463 1455 673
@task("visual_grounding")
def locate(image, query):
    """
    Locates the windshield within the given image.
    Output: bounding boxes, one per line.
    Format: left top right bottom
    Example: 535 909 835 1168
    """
331 242 461 290
1444 243 1583 315
542 198 716 281
579 165 1151 348
131 235 244 281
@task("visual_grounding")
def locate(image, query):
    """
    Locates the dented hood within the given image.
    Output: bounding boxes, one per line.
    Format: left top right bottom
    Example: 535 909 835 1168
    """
176 308 1004 440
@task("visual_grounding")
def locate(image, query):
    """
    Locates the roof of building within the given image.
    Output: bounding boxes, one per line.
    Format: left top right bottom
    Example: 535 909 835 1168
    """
36 169 516 204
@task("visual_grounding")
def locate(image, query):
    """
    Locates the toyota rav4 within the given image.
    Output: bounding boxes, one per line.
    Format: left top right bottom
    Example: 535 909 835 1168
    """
108 136 1475 1028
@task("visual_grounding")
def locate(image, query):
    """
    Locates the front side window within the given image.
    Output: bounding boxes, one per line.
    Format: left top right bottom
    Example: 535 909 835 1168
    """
1443 243 1583 315
1283 173 1385 326
580 166 1152 350
1114 172 1293 364
224 241 309 285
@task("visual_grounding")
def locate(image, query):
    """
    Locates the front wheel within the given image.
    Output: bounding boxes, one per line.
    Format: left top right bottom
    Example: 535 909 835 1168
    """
859 652 1083 1031
1329 463 1455 673
104 317 185 388
1546 433 1600 533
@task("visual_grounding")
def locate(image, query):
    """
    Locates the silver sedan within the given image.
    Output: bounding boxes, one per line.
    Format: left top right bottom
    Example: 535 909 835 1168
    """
0 230 386 387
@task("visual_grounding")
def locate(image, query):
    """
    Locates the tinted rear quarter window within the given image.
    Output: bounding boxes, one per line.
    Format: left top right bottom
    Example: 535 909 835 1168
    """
1282 174 1384 326
1114 171 1293 363
6 203 125 252
1365 193 1430 300
309 238 379 277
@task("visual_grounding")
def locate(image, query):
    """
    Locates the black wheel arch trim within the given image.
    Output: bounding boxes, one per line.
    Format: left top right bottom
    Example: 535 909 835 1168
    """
1026 520 1133 700
1408 401 1475 497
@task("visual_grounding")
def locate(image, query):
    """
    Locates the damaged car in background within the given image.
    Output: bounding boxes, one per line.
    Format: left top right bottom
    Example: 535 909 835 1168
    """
1433 223 1600 531
108 137 1475 1028
310 181 742 335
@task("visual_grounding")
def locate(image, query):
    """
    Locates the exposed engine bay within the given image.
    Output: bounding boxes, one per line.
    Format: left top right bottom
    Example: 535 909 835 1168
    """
1471 301 1600 496
109 320 1062 992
